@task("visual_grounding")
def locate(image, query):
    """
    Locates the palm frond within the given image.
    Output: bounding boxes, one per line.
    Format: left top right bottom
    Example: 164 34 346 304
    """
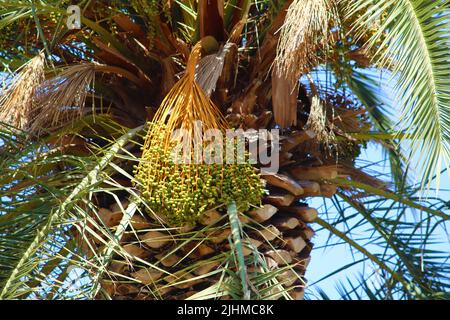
195 43 236 97
0 53 45 130
347 0 450 191
345 69 410 189
227 201 250 299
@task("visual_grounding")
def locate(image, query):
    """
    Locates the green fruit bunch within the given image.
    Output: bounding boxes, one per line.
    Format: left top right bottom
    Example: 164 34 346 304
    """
134 124 264 226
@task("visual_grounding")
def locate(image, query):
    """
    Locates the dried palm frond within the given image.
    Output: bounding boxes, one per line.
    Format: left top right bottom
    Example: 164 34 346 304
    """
0 53 45 130
30 63 96 135
305 96 336 149
275 0 335 77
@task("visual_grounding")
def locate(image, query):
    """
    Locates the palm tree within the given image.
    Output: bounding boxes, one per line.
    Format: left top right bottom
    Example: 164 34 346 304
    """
0 0 448 300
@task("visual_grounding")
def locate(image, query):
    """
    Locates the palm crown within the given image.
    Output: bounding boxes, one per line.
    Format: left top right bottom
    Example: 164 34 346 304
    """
0 0 448 300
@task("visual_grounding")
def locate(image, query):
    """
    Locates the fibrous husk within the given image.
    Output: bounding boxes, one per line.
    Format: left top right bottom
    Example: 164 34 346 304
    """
30 63 96 135
195 42 236 97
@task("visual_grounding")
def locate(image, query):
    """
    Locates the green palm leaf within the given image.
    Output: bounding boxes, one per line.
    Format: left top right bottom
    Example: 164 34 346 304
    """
347 0 450 191
0 119 143 299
